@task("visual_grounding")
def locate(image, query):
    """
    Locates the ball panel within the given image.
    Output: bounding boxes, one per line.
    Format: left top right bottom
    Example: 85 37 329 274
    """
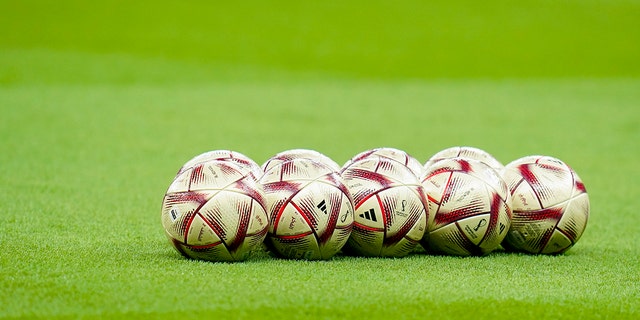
343 157 418 185
169 161 251 193
346 223 384 256
175 240 235 262
427 223 475 256
477 194 512 252
197 191 246 243
457 214 491 246
186 214 222 246
517 163 574 208
344 147 423 177
178 150 263 180
322 225 353 259
430 173 492 229
260 159 354 260
501 155 589 254
380 237 420 258
161 191 210 241
508 177 544 211
316 191 355 259
162 153 269 262
345 178 391 206
245 199 269 237
479 164 510 199
224 196 255 254
556 192 589 244
501 167 524 196
335 190 355 229
505 207 563 253
424 146 504 172
317 186 353 245
273 202 313 236
401 194 429 242
540 229 573 254
377 186 428 243
268 233 320 260
420 170 451 202
354 194 385 230
262 180 304 227
228 178 267 207
343 157 427 257
342 157 419 206
343 149 377 166
487 197 512 247
421 158 512 256
260 158 335 184
188 161 249 191
347 186 427 257
289 182 341 241
167 169 192 193
242 229 269 256
262 149 340 173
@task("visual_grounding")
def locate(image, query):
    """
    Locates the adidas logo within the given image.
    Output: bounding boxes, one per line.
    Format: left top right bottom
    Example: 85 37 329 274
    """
317 200 328 214
359 208 377 222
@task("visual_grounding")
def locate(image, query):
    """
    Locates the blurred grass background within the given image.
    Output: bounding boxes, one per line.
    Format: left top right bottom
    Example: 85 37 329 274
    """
1 0 639 82
1 0 639 319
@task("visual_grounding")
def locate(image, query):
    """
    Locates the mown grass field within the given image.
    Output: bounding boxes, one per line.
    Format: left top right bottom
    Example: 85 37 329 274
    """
1 1 639 319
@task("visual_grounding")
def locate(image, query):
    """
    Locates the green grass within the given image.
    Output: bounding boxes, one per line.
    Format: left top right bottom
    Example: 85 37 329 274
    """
1 0 640 79
1 0 639 319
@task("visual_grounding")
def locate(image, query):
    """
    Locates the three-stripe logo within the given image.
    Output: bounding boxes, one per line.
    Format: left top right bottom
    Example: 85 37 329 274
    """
359 208 377 222
317 200 328 214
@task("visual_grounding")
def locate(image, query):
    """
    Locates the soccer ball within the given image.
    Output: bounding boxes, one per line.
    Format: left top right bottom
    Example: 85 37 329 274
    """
420 158 512 256
262 148 341 173
161 159 269 262
500 155 589 254
341 157 428 257
260 158 354 260
342 147 423 177
424 146 504 172
177 149 263 180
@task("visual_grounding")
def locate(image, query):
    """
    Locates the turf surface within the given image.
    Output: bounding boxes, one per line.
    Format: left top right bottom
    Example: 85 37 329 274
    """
1 1 639 319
